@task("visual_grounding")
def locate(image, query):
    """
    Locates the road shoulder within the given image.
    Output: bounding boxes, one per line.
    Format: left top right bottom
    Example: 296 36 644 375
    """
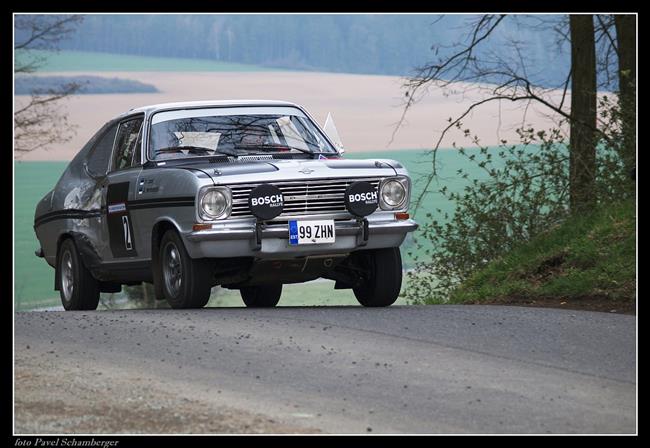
15 348 319 434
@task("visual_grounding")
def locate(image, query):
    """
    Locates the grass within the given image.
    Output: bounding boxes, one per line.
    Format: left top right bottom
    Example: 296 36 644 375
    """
447 199 636 306
210 279 408 307
209 280 363 307
16 50 275 73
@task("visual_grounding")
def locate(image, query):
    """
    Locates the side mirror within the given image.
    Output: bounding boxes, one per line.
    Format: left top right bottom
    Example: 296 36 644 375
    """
323 113 345 154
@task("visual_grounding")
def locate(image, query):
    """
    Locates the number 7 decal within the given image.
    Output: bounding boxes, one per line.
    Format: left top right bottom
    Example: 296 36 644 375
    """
122 215 133 250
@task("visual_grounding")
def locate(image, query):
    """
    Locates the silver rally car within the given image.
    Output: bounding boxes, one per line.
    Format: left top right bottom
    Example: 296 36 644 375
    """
34 100 418 310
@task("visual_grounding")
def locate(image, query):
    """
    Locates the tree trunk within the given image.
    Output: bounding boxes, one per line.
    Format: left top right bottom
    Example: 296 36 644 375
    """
615 14 636 180
569 15 597 212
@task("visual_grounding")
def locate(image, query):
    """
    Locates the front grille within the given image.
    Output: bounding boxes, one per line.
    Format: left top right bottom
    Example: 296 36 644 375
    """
230 178 381 218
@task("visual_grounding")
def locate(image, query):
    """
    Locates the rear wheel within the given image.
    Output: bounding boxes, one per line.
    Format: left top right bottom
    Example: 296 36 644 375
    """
159 230 212 309
240 284 282 308
58 238 100 311
352 248 402 307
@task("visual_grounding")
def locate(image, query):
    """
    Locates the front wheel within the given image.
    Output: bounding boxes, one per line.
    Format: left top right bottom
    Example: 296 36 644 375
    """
58 238 100 311
240 284 282 307
352 247 402 307
159 230 212 309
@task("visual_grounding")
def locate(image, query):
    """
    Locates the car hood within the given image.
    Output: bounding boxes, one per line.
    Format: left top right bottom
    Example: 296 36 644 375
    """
178 158 403 185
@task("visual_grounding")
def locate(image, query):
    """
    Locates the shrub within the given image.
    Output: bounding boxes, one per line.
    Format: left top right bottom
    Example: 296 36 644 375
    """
405 97 634 304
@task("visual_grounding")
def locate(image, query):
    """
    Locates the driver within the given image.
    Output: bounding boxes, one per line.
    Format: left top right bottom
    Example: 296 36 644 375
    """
238 126 274 147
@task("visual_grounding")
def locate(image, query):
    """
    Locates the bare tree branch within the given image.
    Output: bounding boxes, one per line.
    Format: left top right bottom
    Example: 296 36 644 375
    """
14 14 83 156
593 14 619 90
392 14 620 215
595 15 618 56
388 15 506 146
14 15 83 52
558 66 572 111
412 95 534 212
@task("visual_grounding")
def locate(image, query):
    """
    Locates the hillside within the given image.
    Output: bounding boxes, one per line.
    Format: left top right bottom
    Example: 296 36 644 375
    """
448 200 636 313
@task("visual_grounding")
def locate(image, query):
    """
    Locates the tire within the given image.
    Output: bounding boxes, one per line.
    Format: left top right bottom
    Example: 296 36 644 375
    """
352 247 402 307
240 284 282 308
58 238 100 311
159 229 212 309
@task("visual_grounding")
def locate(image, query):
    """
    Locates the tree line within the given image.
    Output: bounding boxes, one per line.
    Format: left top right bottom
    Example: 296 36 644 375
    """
29 14 571 87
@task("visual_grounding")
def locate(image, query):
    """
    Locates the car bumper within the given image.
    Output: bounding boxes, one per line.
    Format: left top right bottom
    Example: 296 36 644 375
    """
183 218 418 259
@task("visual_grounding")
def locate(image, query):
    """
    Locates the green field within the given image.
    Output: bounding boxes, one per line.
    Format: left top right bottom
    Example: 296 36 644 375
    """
14 149 485 310
16 50 275 72
208 280 394 307
14 161 69 310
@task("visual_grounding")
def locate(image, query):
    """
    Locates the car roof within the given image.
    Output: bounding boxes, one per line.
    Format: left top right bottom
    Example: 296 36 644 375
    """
119 100 301 118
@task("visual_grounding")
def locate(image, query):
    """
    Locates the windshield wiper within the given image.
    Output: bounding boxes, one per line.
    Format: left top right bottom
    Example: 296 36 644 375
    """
154 145 239 157
234 143 329 156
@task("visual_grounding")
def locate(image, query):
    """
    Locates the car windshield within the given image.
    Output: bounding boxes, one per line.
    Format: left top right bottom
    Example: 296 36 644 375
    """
148 106 337 161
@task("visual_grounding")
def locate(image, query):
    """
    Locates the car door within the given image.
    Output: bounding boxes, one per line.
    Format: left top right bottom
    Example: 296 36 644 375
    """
101 114 145 263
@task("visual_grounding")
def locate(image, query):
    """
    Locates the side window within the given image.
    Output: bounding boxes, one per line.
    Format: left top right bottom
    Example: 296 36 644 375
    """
112 117 144 172
86 123 119 177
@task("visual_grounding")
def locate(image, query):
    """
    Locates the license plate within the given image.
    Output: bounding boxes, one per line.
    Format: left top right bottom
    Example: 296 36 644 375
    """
289 220 336 245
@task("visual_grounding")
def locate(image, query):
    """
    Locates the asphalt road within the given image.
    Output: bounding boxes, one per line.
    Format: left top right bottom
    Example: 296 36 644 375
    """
15 305 636 434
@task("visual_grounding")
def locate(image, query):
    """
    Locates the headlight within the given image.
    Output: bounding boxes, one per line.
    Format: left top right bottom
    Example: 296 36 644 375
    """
198 187 231 220
379 177 409 210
